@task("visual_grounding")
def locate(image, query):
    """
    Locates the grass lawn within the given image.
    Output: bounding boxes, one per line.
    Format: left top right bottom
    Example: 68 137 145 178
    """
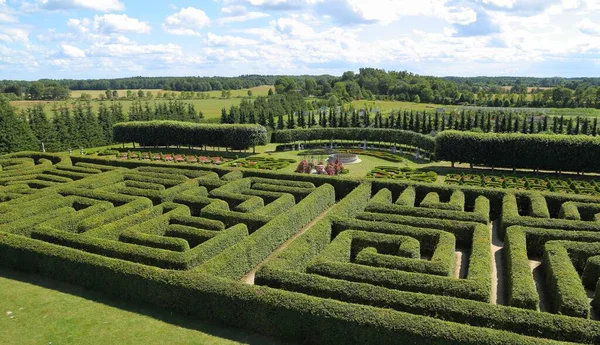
0 268 288 345
244 143 428 178
350 100 446 114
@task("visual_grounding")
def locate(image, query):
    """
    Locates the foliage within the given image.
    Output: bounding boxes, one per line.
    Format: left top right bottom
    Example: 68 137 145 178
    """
367 166 437 183
445 173 600 195
113 120 267 150
0 100 39 154
230 156 295 170
272 128 435 153
435 130 600 172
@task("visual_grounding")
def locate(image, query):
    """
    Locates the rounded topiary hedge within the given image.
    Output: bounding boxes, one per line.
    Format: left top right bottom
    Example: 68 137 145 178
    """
271 128 435 152
435 130 600 173
113 121 267 150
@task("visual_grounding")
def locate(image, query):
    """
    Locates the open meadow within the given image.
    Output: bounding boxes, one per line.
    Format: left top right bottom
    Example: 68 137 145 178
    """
10 85 274 121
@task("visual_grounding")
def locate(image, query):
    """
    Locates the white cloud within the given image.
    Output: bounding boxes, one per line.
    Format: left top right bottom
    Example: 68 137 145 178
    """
0 0 18 23
482 0 516 8
93 14 151 34
577 18 600 35
273 17 315 38
222 5 247 15
218 4 269 24
217 11 269 24
87 43 182 57
162 7 210 36
205 32 259 46
23 0 125 12
60 44 85 57
0 13 18 23
0 27 29 44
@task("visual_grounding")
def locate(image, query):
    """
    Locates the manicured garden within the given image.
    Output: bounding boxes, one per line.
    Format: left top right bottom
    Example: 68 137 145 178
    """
3 123 600 345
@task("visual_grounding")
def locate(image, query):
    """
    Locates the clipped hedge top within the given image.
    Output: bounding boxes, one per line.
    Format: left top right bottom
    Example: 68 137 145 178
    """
435 130 600 173
271 128 435 152
113 120 267 149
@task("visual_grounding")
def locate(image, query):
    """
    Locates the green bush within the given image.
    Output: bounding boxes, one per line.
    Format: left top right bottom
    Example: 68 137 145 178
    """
199 184 335 279
113 121 267 150
543 241 590 318
435 130 600 173
271 128 435 153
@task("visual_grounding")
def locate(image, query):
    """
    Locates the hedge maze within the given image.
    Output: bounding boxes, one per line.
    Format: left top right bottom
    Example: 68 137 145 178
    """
3 152 600 344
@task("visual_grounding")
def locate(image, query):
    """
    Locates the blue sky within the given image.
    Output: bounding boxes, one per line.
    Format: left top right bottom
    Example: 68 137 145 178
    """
1 0 600 80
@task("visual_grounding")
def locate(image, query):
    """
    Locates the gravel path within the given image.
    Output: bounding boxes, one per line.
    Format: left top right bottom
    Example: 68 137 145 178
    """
453 250 469 279
490 221 506 305
529 259 551 312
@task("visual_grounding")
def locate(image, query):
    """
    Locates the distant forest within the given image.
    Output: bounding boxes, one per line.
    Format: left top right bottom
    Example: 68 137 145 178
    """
2 69 600 109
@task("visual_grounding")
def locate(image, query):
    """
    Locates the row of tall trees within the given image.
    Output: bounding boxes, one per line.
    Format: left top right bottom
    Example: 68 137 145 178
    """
0 100 203 154
0 81 70 100
0 76 281 93
220 98 600 137
5 70 600 107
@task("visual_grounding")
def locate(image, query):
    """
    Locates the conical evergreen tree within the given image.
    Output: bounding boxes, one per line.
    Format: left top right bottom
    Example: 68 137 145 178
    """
28 105 58 151
268 112 275 129
220 108 228 124
97 102 114 146
0 100 38 154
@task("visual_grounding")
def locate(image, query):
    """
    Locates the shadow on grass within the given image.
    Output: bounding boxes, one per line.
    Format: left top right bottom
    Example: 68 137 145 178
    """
0 267 290 345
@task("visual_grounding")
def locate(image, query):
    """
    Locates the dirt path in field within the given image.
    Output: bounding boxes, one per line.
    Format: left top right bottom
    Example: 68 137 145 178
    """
453 250 469 279
241 204 336 285
490 221 506 305
529 259 551 312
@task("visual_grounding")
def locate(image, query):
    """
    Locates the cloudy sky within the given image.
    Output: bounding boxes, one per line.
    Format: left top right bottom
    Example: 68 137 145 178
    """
1 0 600 80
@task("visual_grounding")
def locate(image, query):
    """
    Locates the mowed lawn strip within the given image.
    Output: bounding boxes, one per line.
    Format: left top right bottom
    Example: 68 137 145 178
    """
0 268 288 345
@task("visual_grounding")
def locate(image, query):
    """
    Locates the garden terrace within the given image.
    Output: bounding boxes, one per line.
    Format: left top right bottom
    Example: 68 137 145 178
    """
3 152 600 344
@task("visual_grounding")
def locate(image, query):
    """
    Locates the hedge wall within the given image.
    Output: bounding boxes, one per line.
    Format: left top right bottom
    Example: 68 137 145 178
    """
113 121 267 150
435 130 600 172
271 128 435 153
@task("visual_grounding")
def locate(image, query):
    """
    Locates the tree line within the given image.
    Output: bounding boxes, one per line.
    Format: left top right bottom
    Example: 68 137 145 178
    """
220 98 600 137
4 69 600 107
0 99 203 155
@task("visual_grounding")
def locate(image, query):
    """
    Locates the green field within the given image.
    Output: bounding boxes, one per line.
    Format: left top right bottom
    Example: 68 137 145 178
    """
70 85 273 99
0 268 285 345
350 100 600 117
350 100 449 113
10 86 273 121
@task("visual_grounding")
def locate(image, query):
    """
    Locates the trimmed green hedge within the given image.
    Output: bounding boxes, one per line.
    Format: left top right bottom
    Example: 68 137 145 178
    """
543 241 590 318
500 193 600 237
271 128 435 153
199 183 335 279
113 121 267 150
505 225 600 312
435 130 600 173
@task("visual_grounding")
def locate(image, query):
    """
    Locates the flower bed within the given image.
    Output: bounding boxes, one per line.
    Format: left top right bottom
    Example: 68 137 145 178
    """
229 157 296 170
367 166 438 183
296 159 348 176
444 173 600 195
118 151 229 165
